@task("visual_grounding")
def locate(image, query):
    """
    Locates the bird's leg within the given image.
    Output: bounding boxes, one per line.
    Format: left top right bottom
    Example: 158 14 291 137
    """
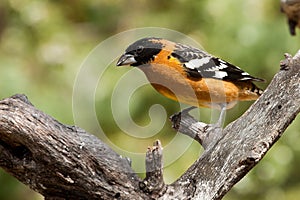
215 104 227 128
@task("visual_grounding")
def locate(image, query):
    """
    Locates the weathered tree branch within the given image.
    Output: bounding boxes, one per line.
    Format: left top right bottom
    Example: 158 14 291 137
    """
0 50 299 199
0 94 146 199
170 112 223 149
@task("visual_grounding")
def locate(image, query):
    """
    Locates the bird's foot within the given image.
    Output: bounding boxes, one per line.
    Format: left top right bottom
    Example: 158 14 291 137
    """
170 106 196 130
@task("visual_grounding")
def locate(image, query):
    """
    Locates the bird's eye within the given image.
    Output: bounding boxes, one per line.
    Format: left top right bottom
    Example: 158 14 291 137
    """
136 45 144 53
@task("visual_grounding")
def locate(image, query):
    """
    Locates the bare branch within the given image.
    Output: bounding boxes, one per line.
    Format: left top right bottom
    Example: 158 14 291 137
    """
169 112 222 149
0 94 148 199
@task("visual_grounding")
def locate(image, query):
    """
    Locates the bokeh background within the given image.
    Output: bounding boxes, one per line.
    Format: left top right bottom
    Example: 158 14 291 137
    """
0 0 300 199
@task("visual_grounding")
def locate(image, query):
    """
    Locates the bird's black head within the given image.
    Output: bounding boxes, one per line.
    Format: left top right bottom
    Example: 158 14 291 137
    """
116 37 163 67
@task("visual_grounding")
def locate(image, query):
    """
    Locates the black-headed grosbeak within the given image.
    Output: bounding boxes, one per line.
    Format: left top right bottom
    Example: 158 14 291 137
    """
116 37 264 126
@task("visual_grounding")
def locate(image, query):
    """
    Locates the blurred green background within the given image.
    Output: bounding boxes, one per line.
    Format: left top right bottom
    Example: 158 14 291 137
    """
0 0 300 199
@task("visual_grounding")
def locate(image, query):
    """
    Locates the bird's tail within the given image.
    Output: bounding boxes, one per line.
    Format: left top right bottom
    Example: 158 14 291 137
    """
238 82 263 101
250 82 264 96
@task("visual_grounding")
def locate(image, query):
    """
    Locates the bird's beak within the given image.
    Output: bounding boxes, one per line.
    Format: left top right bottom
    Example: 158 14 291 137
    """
116 54 137 66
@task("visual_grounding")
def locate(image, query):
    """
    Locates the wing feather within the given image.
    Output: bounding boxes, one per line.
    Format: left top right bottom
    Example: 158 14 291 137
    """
172 43 264 82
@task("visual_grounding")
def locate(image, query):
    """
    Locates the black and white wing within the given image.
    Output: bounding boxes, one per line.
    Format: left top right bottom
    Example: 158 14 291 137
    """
172 43 264 82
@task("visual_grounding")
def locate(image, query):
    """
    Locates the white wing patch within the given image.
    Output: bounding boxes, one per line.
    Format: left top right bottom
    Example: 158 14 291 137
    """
184 57 210 69
241 72 250 75
205 63 228 71
239 77 252 80
238 72 252 80
213 71 228 79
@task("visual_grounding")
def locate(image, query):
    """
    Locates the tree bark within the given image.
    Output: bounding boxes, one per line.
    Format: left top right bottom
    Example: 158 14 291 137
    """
0 51 299 199
0 94 146 200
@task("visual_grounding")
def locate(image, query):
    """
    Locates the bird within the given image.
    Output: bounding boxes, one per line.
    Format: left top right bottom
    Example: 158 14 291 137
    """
116 37 264 127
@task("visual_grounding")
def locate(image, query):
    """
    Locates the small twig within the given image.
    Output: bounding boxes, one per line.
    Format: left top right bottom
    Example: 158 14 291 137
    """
139 140 166 198
280 0 300 35
280 53 293 70
169 112 223 150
